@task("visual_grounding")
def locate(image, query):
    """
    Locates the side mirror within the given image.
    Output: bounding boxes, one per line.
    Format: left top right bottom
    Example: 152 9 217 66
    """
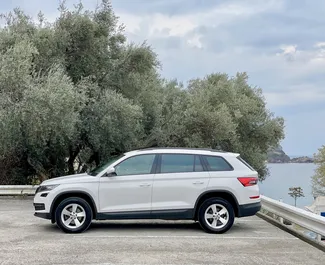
104 167 117 177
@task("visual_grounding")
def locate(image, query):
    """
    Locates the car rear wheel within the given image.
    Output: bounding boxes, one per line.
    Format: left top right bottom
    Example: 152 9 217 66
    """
55 197 93 233
198 197 235 234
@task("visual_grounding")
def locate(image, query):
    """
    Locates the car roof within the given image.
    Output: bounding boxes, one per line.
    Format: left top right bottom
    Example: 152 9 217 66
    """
124 147 239 157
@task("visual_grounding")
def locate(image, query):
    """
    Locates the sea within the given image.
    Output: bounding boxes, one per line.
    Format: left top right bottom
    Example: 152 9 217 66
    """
260 163 317 208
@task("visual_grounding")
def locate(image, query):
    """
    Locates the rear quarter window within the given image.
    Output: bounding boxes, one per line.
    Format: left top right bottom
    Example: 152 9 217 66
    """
237 156 255 171
203 155 233 171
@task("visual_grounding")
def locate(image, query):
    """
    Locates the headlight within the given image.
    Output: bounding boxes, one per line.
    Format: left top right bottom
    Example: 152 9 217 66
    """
36 184 59 194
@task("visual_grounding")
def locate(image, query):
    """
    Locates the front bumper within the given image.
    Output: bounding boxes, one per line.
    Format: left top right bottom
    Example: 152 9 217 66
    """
34 212 51 219
237 202 261 217
33 190 55 220
34 203 45 211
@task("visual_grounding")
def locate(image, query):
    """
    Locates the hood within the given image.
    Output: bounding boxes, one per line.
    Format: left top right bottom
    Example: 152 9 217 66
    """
41 173 97 185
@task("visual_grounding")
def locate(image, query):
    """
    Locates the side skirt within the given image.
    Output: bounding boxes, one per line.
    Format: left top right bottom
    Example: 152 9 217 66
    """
96 209 194 220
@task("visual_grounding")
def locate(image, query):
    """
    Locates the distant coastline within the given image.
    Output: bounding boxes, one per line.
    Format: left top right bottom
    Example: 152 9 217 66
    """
267 146 314 164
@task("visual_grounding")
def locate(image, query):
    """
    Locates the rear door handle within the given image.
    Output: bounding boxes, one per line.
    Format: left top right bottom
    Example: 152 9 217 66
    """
139 183 151 187
193 181 204 185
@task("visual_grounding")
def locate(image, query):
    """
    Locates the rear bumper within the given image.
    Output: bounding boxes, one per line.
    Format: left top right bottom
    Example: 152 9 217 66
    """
34 212 51 220
237 202 261 217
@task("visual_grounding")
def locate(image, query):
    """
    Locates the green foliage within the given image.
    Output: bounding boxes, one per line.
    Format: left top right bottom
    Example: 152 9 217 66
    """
81 89 144 161
311 146 325 197
0 1 284 184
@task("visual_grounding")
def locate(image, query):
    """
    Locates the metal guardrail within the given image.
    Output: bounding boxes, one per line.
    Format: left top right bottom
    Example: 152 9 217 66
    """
260 195 325 243
0 185 38 196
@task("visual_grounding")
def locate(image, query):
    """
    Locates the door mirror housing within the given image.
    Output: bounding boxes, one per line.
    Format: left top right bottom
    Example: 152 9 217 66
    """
104 167 117 177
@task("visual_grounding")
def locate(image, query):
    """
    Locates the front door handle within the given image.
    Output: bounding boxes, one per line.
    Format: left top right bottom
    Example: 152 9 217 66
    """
139 183 151 187
193 181 204 185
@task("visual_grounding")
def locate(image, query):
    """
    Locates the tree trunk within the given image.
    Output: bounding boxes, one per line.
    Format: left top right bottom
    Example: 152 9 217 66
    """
68 146 80 175
81 151 100 172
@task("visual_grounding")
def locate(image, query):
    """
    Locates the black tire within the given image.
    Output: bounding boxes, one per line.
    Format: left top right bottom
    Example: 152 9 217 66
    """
55 197 93 233
198 197 235 234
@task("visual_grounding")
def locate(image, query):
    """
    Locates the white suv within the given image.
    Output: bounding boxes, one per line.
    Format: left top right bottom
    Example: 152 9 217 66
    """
34 148 261 233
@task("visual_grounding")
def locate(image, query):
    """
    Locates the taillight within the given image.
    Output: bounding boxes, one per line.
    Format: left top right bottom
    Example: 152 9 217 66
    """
237 177 258 187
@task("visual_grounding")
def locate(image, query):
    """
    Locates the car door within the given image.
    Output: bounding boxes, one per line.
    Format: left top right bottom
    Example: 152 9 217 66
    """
98 154 156 213
151 154 210 211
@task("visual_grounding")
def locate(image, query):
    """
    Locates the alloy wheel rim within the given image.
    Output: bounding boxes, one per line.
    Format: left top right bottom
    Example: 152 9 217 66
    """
61 203 86 229
204 204 229 229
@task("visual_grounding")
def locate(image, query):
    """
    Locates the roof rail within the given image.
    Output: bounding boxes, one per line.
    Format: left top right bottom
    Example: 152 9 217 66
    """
136 147 228 153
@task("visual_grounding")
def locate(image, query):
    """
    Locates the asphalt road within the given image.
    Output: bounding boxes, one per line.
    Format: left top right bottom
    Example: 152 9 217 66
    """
0 198 324 265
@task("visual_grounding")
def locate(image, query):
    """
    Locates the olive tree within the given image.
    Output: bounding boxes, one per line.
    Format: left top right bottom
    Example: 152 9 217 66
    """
0 2 159 183
0 1 284 183
311 146 325 197
153 73 284 179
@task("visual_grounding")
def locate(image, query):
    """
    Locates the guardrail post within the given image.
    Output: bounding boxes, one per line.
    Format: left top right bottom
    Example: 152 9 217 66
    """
317 234 322 242
279 217 284 224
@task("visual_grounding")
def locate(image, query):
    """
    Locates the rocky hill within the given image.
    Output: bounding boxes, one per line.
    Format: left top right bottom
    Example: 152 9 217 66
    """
267 146 314 163
290 156 314 163
267 146 290 163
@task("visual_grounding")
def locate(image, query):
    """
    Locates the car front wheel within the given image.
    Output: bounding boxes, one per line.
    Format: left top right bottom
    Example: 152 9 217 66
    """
198 197 235 234
55 197 93 233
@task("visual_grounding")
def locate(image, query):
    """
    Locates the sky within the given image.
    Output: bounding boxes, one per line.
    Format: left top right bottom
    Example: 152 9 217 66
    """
1 0 325 156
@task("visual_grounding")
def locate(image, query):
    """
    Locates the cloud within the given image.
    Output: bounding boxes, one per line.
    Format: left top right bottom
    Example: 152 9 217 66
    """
276 45 297 61
118 0 284 38
187 34 203 49
113 0 325 112
264 84 325 107
111 0 281 17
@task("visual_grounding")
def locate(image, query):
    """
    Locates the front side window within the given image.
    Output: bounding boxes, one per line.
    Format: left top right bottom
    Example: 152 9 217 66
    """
204 155 233 171
160 154 199 173
115 154 156 176
89 154 125 176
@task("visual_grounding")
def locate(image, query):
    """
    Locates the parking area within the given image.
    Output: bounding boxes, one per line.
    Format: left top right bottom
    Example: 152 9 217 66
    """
0 198 324 265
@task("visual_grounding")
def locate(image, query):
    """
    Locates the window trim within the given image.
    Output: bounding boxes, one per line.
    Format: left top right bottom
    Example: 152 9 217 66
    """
199 155 209 171
195 155 206 172
113 154 158 176
201 155 234 171
156 153 207 174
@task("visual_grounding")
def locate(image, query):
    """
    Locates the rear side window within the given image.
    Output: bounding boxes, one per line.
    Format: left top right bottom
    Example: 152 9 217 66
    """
237 156 255 171
204 155 233 171
160 154 204 173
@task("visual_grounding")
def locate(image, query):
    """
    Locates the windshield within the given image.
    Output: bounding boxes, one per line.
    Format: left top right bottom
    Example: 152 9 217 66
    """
88 154 125 176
